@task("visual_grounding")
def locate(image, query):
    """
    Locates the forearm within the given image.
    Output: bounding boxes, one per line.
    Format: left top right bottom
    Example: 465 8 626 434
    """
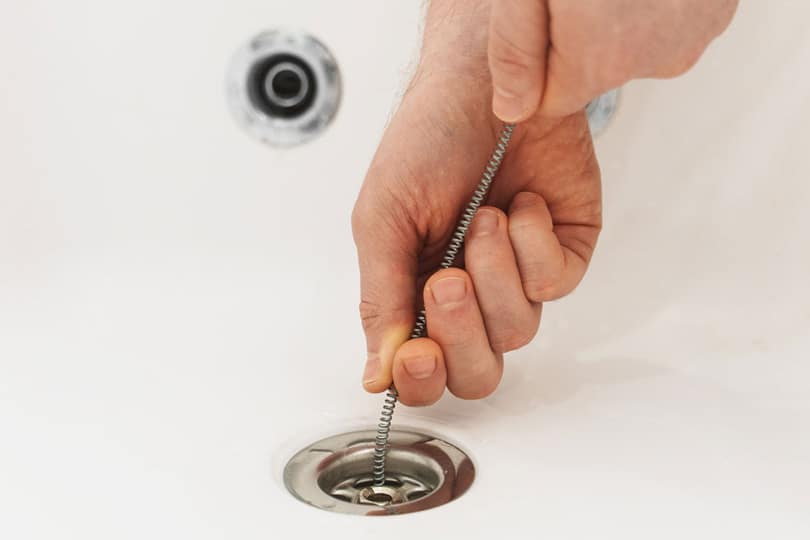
418 0 491 84
421 0 739 119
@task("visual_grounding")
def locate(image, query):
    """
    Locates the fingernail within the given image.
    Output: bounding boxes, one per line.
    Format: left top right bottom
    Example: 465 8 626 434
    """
472 209 499 236
430 277 467 305
402 355 437 380
493 87 529 123
363 354 381 385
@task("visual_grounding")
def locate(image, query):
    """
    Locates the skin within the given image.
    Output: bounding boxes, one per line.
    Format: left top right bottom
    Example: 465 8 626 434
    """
489 0 740 120
353 0 738 406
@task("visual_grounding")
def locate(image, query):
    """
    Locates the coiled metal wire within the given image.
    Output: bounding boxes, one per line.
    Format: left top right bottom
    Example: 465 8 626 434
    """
372 123 516 487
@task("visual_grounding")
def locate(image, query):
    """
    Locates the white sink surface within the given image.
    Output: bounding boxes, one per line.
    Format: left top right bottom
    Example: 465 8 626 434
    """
1 1 808 538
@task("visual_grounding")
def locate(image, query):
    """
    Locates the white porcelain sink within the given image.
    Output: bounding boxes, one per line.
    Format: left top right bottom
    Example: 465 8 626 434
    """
1 1 808 538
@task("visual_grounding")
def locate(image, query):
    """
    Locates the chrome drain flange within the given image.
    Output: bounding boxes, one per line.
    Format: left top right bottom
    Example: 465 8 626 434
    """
283 429 474 516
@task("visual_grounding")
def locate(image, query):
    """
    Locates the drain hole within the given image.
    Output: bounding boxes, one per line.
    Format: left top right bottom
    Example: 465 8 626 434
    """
271 68 303 99
407 490 429 501
247 54 317 120
366 492 393 505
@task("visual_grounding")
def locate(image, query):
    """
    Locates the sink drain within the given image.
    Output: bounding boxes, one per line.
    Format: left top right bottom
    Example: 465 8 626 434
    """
226 28 341 147
283 429 474 516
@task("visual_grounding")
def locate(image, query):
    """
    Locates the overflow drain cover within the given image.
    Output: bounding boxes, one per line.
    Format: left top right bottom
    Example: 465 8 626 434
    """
283 429 475 516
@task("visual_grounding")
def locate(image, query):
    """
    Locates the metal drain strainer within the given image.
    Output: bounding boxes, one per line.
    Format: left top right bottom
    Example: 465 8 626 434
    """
283 429 474 516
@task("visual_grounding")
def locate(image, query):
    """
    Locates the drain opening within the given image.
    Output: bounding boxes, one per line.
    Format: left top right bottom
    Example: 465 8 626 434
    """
366 491 393 505
226 28 341 147
284 429 474 516
247 54 317 119
268 64 306 103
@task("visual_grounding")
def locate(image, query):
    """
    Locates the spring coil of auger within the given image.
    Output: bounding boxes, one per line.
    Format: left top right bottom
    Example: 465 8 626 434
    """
372 123 516 487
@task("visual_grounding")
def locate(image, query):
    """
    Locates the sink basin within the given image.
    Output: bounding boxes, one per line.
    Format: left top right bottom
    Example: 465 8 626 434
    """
1 1 808 538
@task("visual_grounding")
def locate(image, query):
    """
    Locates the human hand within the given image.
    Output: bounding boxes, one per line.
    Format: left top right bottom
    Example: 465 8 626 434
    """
352 1 601 405
488 0 739 121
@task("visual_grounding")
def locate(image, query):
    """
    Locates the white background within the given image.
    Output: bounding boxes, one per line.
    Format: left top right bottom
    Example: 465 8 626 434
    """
1 1 808 538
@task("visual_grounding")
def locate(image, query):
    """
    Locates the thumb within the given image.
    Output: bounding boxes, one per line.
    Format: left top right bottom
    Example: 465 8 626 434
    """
488 0 548 123
352 204 417 394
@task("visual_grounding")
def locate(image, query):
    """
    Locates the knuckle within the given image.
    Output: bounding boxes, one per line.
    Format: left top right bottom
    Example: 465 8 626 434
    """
358 300 382 333
490 326 537 354
351 168 423 247
523 275 561 303
564 235 598 266
588 20 648 88
490 47 533 76
518 257 563 298
489 26 541 82
434 321 475 347
597 46 635 89
562 199 604 233
447 358 503 400
716 0 740 33
350 200 372 242
578 197 604 224
448 376 500 401
510 192 544 212
660 48 704 78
